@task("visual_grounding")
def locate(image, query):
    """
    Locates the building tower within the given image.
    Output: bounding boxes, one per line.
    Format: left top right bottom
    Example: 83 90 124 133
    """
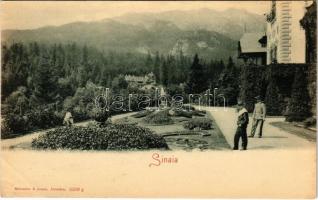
266 1 307 64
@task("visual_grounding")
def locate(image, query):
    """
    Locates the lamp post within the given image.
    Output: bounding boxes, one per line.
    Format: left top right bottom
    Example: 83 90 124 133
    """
205 89 211 107
218 94 226 110
214 88 218 107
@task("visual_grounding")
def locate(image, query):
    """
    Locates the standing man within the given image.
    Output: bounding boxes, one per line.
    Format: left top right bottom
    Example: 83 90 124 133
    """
249 96 266 138
63 110 74 127
233 100 249 150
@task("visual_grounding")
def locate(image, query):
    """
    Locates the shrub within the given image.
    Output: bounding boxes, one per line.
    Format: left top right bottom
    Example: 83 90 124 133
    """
183 117 213 130
91 108 110 124
131 110 154 118
191 110 206 116
26 108 63 129
31 124 168 150
304 117 316 128
143 109 173 125
182 104 195 111
1 115 15 139
239 64 267 112
168 109 192 118
286 66 311 122
72 105 90 121
239 64 300 115
1 107 64 138
2 114 29 134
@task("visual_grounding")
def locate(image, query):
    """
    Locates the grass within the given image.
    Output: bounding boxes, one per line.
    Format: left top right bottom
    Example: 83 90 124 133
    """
115 108 230 151
270 121 316 142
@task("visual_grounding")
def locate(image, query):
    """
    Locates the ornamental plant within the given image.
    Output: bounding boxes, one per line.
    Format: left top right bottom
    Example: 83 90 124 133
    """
143 109 173 125
31 124 168 150
183 117 213 130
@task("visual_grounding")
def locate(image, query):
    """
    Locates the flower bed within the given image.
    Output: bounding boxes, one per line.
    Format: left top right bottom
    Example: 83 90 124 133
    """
183 117 213 130
131 110 154 118
143 110 173 125
31 124 168 150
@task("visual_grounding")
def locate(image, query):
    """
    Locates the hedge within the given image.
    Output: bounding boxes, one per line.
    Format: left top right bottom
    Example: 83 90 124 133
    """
239 63 312 118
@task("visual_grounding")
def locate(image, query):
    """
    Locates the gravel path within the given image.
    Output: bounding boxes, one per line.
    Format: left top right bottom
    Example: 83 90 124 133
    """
198 106 315 150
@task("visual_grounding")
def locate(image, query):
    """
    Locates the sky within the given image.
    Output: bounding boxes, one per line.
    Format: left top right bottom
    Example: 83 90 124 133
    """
1 1 270 30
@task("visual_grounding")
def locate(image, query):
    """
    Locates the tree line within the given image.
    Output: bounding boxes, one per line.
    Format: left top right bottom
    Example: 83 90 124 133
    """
1 42 239 137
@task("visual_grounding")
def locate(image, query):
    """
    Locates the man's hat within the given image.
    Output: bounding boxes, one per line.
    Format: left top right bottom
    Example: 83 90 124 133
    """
254 95 262 100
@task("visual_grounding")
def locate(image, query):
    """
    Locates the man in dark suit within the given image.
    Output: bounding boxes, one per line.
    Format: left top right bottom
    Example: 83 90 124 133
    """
233 100 249 150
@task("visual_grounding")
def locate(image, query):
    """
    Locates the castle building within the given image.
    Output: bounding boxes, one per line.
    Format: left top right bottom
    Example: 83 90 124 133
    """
266 1 308 64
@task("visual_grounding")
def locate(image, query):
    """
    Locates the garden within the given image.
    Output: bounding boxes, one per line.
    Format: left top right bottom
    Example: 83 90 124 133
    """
2 106 230 151
111 106 230 151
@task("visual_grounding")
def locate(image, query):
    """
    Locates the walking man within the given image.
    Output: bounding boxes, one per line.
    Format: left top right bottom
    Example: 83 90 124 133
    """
233 100 249 150
249 96 266 138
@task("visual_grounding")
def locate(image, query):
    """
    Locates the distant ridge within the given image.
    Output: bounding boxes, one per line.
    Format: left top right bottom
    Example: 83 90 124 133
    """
2 8 266 60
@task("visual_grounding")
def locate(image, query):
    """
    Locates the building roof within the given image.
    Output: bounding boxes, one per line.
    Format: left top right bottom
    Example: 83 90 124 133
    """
239 33 267 54
124 75 147 82
124 73 155 83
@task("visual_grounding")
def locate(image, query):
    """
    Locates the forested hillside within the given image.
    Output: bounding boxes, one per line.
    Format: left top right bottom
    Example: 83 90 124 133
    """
2 20 237 61
2 42 239 137
1 7 254 137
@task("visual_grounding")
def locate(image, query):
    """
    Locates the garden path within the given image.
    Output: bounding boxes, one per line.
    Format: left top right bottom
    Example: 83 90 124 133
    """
197 106 315 150
1 109 315 197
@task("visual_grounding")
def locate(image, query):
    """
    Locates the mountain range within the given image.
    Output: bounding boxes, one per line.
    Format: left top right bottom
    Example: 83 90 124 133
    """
2 8 266 60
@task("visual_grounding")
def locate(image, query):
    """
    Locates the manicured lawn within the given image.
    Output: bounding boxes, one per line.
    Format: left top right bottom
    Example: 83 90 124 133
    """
113 110 230 151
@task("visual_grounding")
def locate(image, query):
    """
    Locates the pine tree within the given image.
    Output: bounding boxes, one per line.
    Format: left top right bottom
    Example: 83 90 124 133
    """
153 51 160 83
2 43 30 99
32 55 56 103
160 60 169 86
187 54 208 94
145 52 153 70
82 45 88 65
218 56 239 105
